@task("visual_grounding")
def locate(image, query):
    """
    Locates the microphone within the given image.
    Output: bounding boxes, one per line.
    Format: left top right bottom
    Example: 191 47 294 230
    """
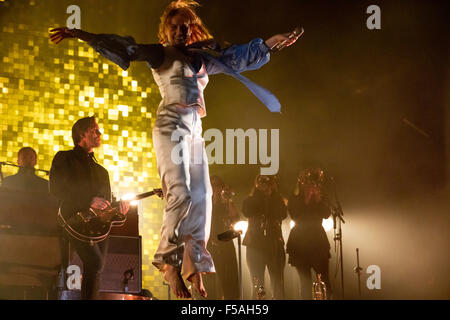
217 229 242 242
270 26 304 53
123 268 134 293
124 268 134 279
37 168 50 175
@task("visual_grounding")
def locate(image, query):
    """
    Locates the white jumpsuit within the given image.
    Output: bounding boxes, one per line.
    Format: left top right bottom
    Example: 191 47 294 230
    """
150 46 214 279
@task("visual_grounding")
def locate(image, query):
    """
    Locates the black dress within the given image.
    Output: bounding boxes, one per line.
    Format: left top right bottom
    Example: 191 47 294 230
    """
286 194 331 268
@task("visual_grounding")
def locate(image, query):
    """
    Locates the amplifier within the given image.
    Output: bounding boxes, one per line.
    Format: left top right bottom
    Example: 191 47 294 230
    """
110 206 139 236
69 235 142 294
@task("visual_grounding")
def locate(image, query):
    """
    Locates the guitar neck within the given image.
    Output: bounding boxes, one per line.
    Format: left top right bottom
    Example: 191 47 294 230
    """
134 191 156 201
111 189 158 207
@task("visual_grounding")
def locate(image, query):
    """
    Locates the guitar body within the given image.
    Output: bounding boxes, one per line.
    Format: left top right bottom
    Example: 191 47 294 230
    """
59 207 126 244
58 188 163 244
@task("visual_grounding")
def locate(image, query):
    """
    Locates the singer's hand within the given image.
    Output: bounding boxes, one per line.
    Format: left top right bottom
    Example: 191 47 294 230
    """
49 27 78 44
49 27 94 44
265 31 301 50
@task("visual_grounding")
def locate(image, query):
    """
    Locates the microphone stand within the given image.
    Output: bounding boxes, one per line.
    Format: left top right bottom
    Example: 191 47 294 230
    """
238 233 243 300
353 248 363 298
162 281 171 300
0 161 4 182
0 161 50 176
217 229 243 300
329 177 345 299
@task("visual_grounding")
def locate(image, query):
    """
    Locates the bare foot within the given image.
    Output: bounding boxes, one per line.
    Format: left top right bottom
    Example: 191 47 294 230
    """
187 272 207 298
163 264 191 299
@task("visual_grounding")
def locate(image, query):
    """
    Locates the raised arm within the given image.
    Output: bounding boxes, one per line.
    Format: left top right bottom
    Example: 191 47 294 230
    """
205 31 301 75
205 38 270 75
49 27 164 70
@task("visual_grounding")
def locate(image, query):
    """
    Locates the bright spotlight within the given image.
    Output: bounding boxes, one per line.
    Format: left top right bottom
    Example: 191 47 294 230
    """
322 217 334 232
233 220 248 237
121 193 138 206
290 220 295 229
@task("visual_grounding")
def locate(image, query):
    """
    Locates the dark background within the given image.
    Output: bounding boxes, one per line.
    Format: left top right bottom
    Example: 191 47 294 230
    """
197 1 449 299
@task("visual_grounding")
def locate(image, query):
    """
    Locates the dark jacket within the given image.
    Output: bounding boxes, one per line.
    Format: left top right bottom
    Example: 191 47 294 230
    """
1 167 49 193
49 145 111 220
241 189 287 251
286 193 331 262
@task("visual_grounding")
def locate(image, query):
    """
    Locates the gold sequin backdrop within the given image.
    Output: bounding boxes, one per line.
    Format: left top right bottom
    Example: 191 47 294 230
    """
0 0 168 298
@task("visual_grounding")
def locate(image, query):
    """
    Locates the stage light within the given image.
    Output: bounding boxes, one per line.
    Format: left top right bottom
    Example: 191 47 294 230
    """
233 220 248 237
290 218 333 232
121 193 138 206
322 217 334 232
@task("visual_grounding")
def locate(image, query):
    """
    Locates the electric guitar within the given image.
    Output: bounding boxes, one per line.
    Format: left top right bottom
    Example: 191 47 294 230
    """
58 188 163 244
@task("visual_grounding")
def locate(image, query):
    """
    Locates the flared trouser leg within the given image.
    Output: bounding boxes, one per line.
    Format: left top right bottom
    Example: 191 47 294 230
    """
152 105 215 279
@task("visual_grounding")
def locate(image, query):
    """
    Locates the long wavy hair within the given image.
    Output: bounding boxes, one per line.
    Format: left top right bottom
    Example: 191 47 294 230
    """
249 174 279 197
158 0 213 46
294 167 325 197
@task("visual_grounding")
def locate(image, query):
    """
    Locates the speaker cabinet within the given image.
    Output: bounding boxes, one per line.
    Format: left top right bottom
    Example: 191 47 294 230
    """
110 206 139 236
70 235 142 294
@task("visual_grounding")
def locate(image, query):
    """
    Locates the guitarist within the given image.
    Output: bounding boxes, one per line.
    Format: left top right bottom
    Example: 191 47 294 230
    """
49 116 130 300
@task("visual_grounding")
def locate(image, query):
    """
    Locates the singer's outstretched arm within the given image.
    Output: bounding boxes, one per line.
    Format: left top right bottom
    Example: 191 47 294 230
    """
49 27 164 70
